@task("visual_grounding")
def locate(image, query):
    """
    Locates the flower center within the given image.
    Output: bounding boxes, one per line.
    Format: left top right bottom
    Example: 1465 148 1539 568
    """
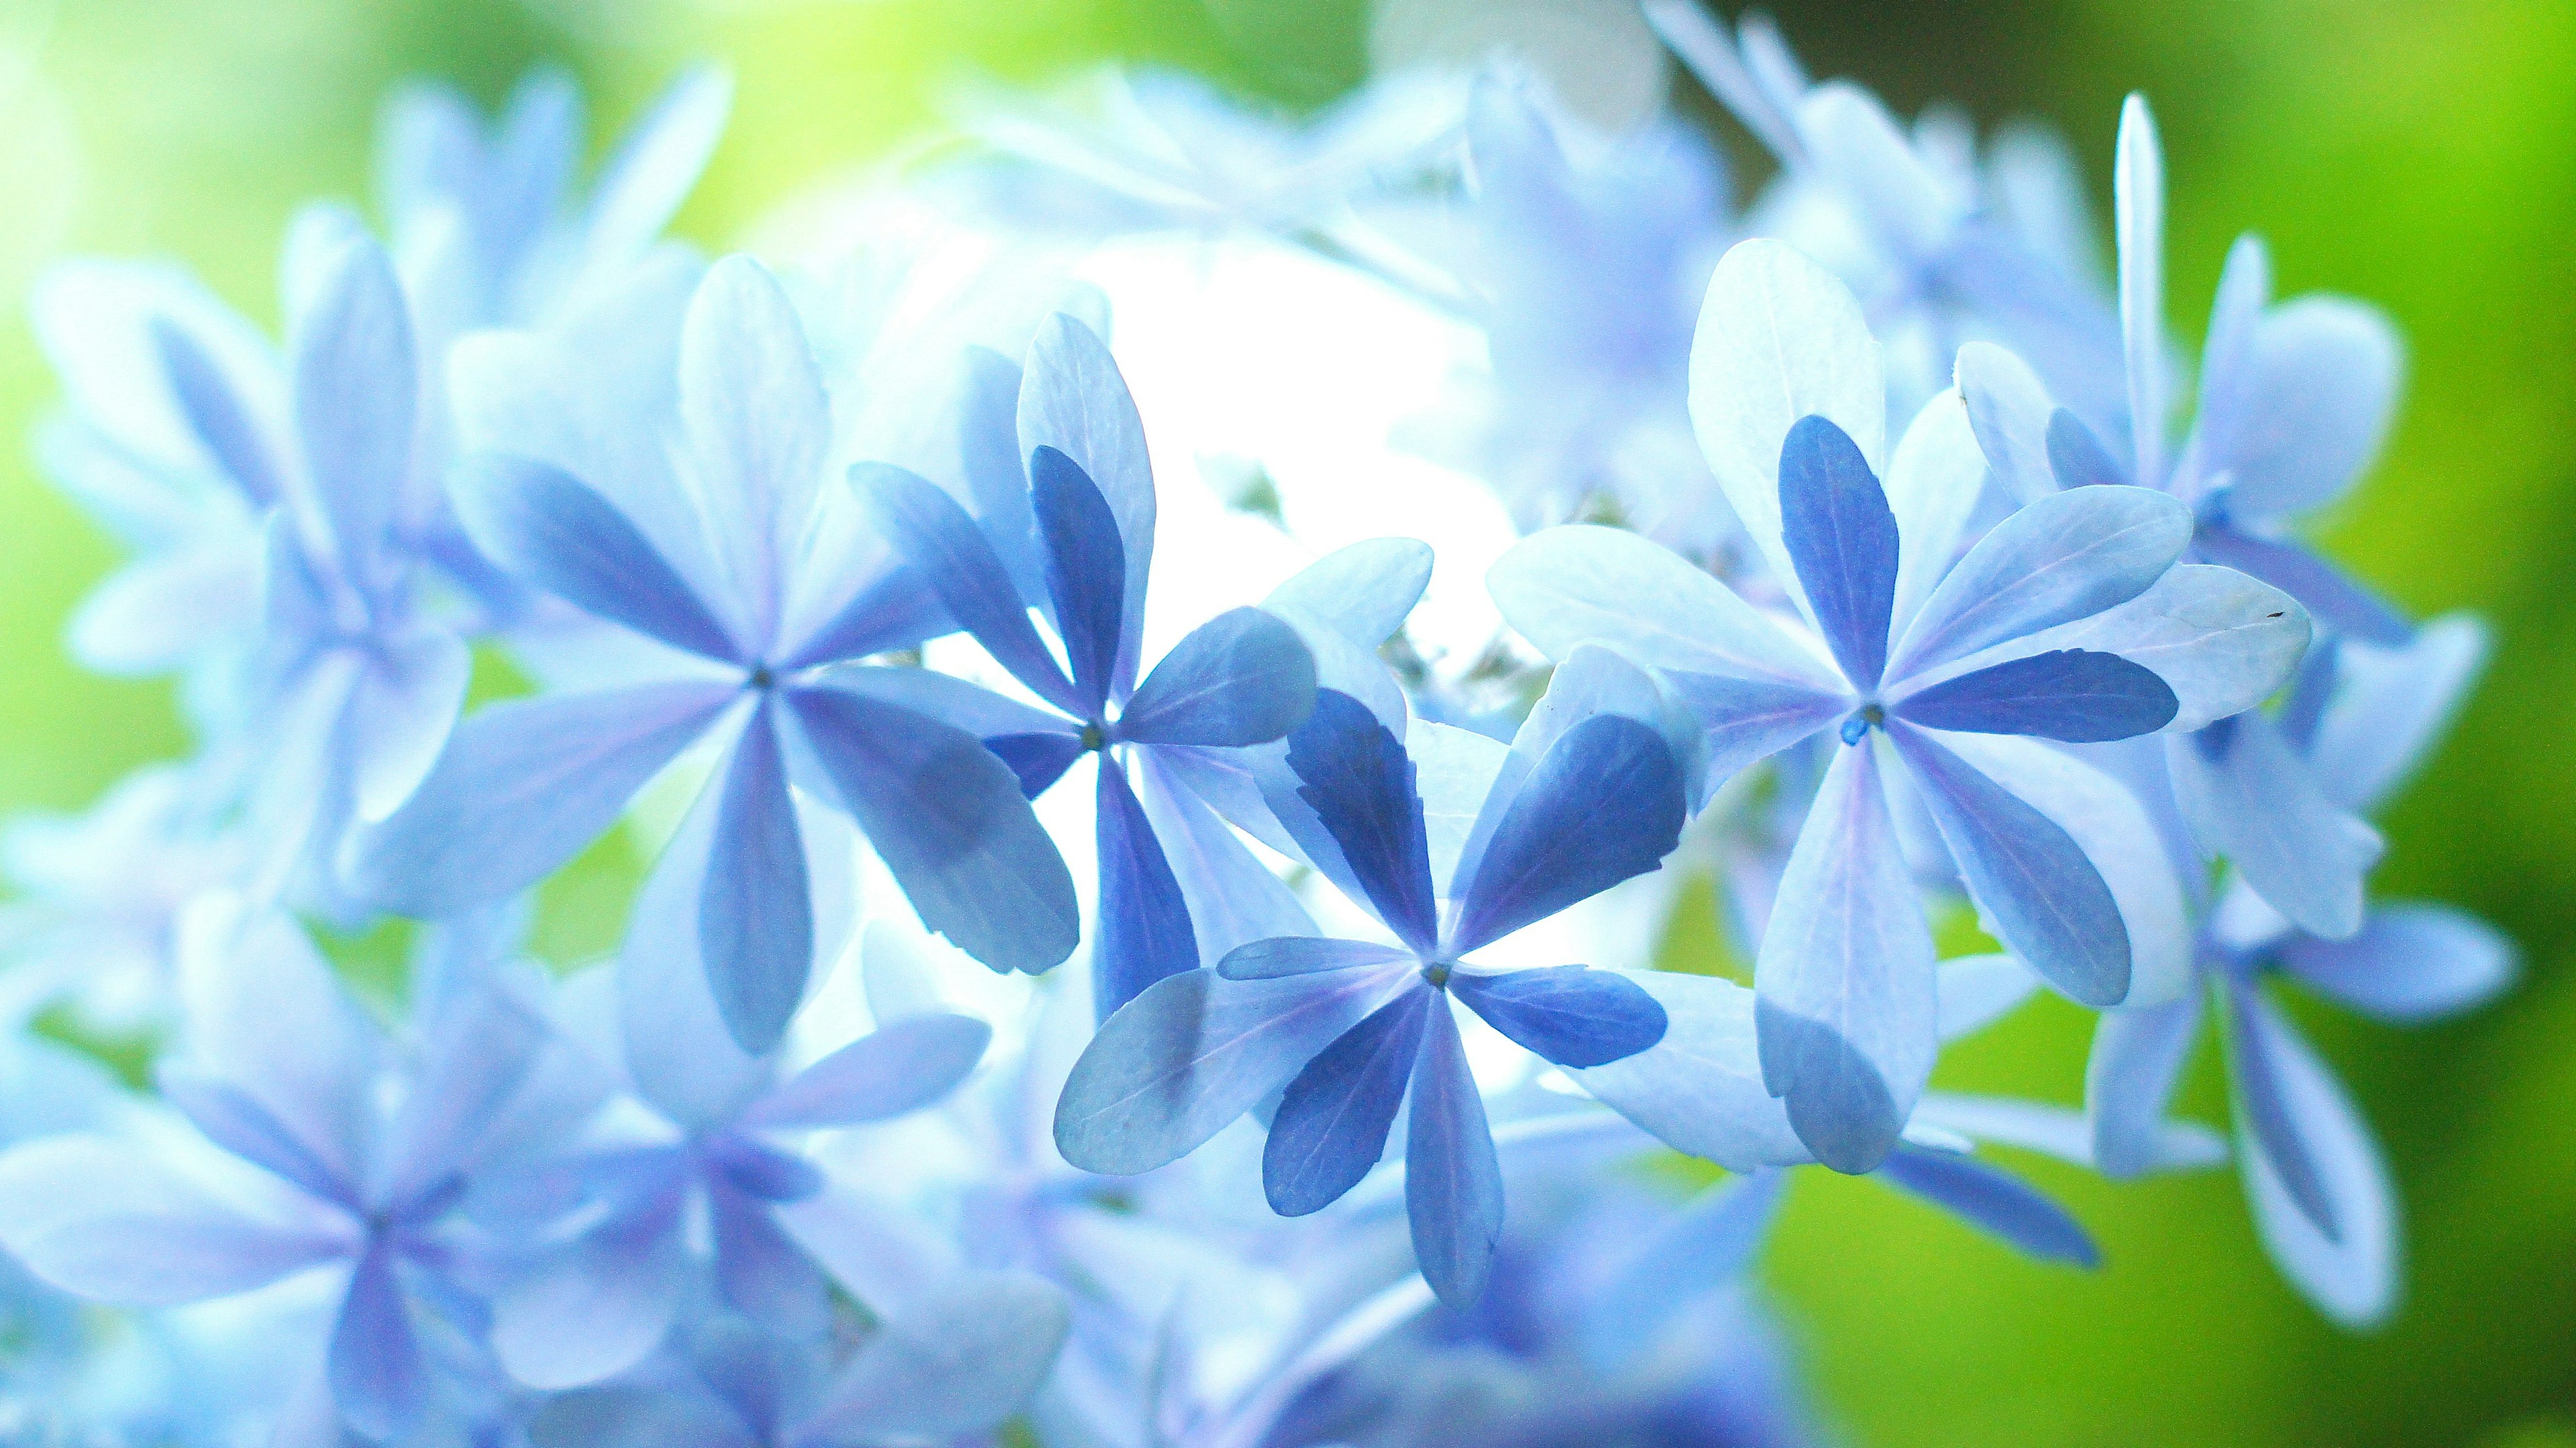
1421 961 1452 989
746 662 775 691
1079 721 1106 752
1840 702 1885 745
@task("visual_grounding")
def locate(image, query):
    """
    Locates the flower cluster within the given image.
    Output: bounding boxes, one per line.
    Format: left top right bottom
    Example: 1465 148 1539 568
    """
0 9 2510 1443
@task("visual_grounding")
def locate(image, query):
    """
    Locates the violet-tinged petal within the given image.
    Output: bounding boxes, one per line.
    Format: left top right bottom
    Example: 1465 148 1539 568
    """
2202 296 2402 522
584 66 733 266
989 730 1089 799
345 629 472 823
2192 235 2273 463
152 316 283 505
1405 999 1504 1307
2045 407 2131 490
1030 445 1128 715
1894 648 2177 741
2310 613 2487 812
1891 484 2189 679
1566 972 1810 1171
290 232 415 578
1018 314 1157 695
1132 747 1320 964
491 1195 686 1390
1884 386 1990 634
1285 692 1438 953
1117 607 1317 747
1578 1168 1788 1360
853 462 1082 713
1754 740 1935 1174
1660 671 1846 786
1265 987 1432 1216
329 1243 429 1441
1487 524 1839 688
2086 988 2208 1179
1888 722 2131 1007
788 682 1079 977
2188 524 2410 645
1998 563 2310 731
1220 936 1415 982
1093 753 1201 1020
680 256 830 651
1876 1146 2100 1268
710 1186 829 1335
700 703 813 1054
0 1135 352 1306
2169 713 2381 940
1777 413 1899 688
158 1068 350 1206
1451 966 1667 1068
2223 980 2343 1243
745 1014 991 1131
2227 986 2398 1327
2278 903 2516 1023
619 784 789 1130
2115 94 2166 489
1450 715 1684 954
350 682 735 915
1054 959 1419 1176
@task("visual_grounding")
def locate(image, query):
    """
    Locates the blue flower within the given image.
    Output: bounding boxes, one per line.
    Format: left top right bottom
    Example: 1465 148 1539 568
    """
350 256 1079 1053
857 312 1337 1020
1055 677 1688 1306
2086 616 2512 1326
1491 240 2310 1172
0 896 570 1441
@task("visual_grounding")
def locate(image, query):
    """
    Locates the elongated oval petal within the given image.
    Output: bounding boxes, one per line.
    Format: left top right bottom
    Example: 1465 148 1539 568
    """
1874 1145 2100 1268
1030 445 1128 715
2085 988 2208 1180
1566 972 1810 1170
1218 937 1415 982
1451 966 1666 1068
2204 296 2402 522
700 702 814 1055
1118 606 1317 747
1893 648 2177 741
745 1014 992 1131
1092 754 1201 1021
1487 524 1835 686
1264 987 1432 1216
853 462 1081 714
1284 692 1438 953
1450 715 1684 955
1019 313 1156 694
1405 1000 1505 1307
2224 986 2398 1327
1892 484 2190 680
2169 714 2381 941
2277 903 2515 1023
1778 413 1899 688
0 1135 353 1306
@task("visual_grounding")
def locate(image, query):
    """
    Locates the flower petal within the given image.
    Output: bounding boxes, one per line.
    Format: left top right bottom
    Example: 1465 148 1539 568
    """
2308 613 2486 812
1488 524 1837 686
1988 563 2310 731
584 66 733 266
1890 484 2190 680
2114 94 2166 488
796 1272 1071 1442
2278 903 2516 1025
1874 1146 2100 1268
1283 692 1438 953
491 1196 686 1391
1954 342 2056 505
1778 413 1899 688
328 1243 429 1441
1405 999 1504 1307
2188 525 2408 645
2225 986 2398 1328
745 1013 991 1132
1219 937 1416 982
1019 314 1157 696
679 256 830 651
2202 297 2402 522
1093 754 1201 1021
1450 716 1684 954
1565 972 1810 1171
1452 966 1667 1068
345 629 472 823
1118 607 1317 747
853 462 1081 713
290 231 415 577
1893 649 2176 741
2169 713 2381 940
1885 386 1992 633
1132 747 1319 964
1030 446 1130 715
1264 987 1432 1215
2085 988 2208 1179
0 1135 350 1306
700 702 813 1055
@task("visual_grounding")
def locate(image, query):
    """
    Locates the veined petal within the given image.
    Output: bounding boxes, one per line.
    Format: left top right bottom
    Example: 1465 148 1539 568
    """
701 701 813 1055
1891 484 2190 680
1405 999 1504 1307
1450 716 1684 955
2188 526 2407 646
2203 296 2402 522
1885 386 1990 633
1030 446 1128 715
1566 971 1810 1171
1284 692 1438 953
1688 240 1885 624
1118 606 1316 747
1660 671 1845 788
1053 959 1419 1176
1892 649 2176 741
1018 314 1156 694
348 682 735 917
0 1135 352 1306
1220 937 1415 982
1488 524 1837 687
2086 988 2208 1180
2169 715 2381 940
1093 754 1201 1021
1264 537 1433 652
2224 984 2398 1328
1265 987 1431 1215
1982 563 2310 732
1875 1146 2100 1268
1754 739 1935 1173
794 1272 1071 1443
853 462 1081 713
680 256 830 651
1451 966 1666 1068
1888 723 2131 1007
2279 903 2516 1025
1132 748 1318 964
788 682 1079 976
1778 414 1898 688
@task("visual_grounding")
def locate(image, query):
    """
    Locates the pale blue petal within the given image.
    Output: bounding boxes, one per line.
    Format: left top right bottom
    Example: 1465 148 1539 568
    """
1450 966 1667 1068
490 1196 686 1390
1488 523 1839 687
289 232 415 577
531 1390 753 1448
1565 972 1810 1171
1660 670 1846 787
1118 607 1316 747
1890 722 2131 1007
2189 234 2272 474
1875 1147 2100 1268
1053 959 1419 1175
1263 536 1433 652
1996 563 2310 731
1132 748 1318 964
1093 754 1200 1020
350 682 734 915
1937 953 2043 1043
1450 716 1684 954
152 315 284 505
0 1135 351 1305
1578 1168 1786 1360
701 703 812 1055
380 984 553 1207
814 661 1068 741
1405 999 1504 1306
2279 903 2516 1025
787 682 1079 976
1754 741 1935 1173
744 1014 991 1130
156 1068 353 1204
1777 413 1898 687
794 1272 1071 1443
1796 82 1960 259
679 256 831 653
1265 988 1432 1215
2169 714 2381 940
617 780 774 1130
1884 386 1991 633
1030 445 1129 714
1954 341 2056 505
2046 408 2131 489
853 462 1081 711
2226 986 2398 1327
2202 297 2402 522
710 1186 829 1333
1890 484 2190 680
2308 613 2487 812
1284 692 1438 953
328 1243 427 1440
583 66 734 268
345 629 472 822
2190 525 2408 645
1460 644 1697 880
2114 94 2166 489
2223 980 2343 1241
1220 936 1411 981
1893 649 2176 741
1018 314 1156 694
1643 0 1806 163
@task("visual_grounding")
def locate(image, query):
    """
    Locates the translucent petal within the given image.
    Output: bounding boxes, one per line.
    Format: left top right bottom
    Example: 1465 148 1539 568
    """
1405 1000 1504 1307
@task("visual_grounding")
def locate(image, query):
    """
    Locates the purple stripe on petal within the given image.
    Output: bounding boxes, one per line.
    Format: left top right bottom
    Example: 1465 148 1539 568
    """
1264 987 1431 1215
458 456 743 661
1778 414 1899 688
329 1243 429 1441
1219 937 1415 982
2224 980 2343 1243
854 461 1082 713
1894 648 2177 741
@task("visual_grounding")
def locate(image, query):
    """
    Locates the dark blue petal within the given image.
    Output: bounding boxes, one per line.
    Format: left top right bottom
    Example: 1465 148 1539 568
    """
1263 987 1431 1216
700 703 812 1055
1450 966 1668 1068
1030 445 1128 716
987 729 1088 799
1218 936 1415 982
1450 715 1684 955
2045 407 2129 489
1894 649 2178 741
1875 1146 2102 1268
2191 523 2412 644
329 1243 429 1441
1888 724 2131 1008
1093 754 1200 1021
458 454 742 662
1778 414 1898 688
1116 607 1318 747
2224 980 2343 1243
786 683 1079 976
1405 1000 1503 1307
854 462 1082 712
1285 692 1438 953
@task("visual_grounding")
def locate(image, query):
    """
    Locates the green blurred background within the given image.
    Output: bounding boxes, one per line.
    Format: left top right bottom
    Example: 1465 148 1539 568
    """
1 0 2569 1443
